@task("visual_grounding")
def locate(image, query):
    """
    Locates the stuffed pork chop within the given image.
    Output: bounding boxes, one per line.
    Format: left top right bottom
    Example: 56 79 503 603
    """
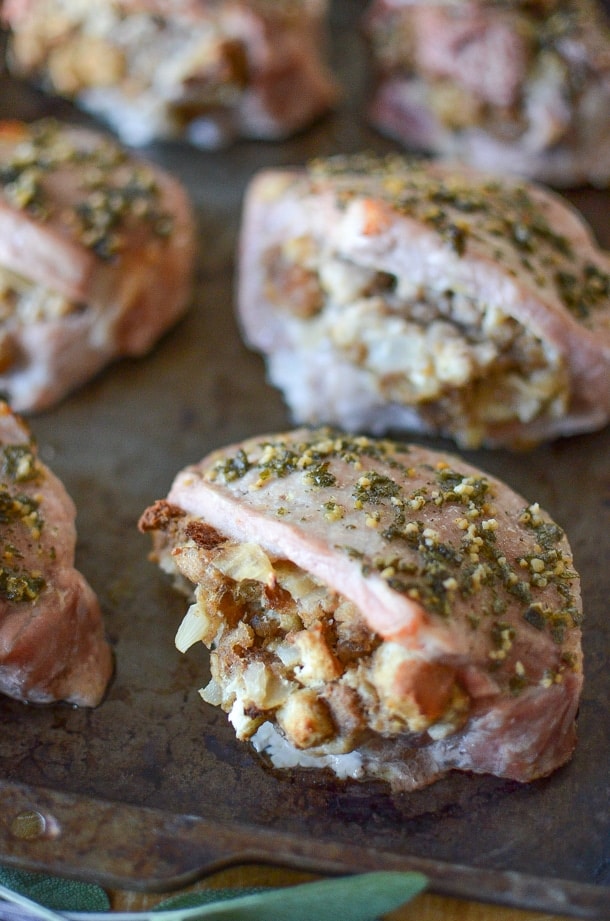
0 401 112 705
139 428 583 791
0 117 195 413
237 153 610 449
2 0 338 149
363 0 610 188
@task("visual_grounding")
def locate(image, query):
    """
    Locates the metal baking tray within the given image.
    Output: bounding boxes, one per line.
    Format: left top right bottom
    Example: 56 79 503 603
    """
1 4 609 917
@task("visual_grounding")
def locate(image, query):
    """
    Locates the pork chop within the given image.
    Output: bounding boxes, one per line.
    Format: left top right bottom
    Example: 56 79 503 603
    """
0 401 112 705
0 118 196 412
363 0 610 187
237 154 610 448
2 0 339 148
139 427 583 790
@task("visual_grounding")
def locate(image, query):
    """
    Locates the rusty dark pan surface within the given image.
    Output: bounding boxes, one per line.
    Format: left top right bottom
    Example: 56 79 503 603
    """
0 3 609 918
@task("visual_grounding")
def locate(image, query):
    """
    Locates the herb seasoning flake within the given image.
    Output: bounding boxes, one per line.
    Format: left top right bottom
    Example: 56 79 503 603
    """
0 439 47 603
0 119 174 260
308 152 609 323
200 428 582 686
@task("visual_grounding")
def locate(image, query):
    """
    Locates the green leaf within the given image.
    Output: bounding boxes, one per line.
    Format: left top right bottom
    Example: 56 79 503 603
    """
0 868 427 921
150 872 427 921
0 867 109 912
154 889 268 911
87 872 426 921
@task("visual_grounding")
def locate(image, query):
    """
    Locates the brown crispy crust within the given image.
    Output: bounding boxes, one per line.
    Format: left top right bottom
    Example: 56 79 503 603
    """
138 499 186 532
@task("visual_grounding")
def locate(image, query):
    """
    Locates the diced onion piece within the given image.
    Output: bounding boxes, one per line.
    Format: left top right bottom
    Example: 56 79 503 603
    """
241 660 294 709
228 699 260 739
272 639 301 668
175 597 219 652
274 561 329 614
213 541 275 587
200 678 223 706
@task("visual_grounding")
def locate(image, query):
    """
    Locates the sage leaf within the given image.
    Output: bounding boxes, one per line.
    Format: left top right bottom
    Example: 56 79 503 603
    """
153 889 267 910
68 871 427 921
0 882 77 921
0 868 109 911
0 869 427 921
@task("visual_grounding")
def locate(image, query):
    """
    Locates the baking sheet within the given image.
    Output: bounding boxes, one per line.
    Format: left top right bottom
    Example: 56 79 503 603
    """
0 3 609 917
